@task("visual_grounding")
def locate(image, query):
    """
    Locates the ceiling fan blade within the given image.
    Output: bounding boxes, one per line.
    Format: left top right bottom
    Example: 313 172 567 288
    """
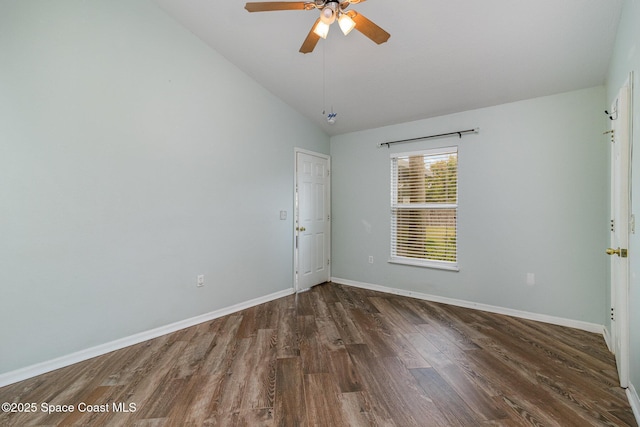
300 18 322 53
245 2 308 12
348 10 390 44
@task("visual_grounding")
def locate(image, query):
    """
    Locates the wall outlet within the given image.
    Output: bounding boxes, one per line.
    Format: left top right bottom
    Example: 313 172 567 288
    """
197 274 205 287
526 273 535 286
368 256 374 264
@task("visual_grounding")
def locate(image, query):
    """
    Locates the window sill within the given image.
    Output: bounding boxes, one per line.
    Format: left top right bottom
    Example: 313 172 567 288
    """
388 258 459 271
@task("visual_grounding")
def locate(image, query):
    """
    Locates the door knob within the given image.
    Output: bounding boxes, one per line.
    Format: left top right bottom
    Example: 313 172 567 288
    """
296 226 306 232
606 247 628 257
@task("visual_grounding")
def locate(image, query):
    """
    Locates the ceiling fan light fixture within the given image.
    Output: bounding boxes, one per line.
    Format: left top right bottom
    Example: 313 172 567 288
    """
338 13 355 35
320 3 337 24
313 20 330 39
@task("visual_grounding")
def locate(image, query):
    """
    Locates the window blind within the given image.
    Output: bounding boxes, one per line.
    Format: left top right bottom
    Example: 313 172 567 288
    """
390 147 458 269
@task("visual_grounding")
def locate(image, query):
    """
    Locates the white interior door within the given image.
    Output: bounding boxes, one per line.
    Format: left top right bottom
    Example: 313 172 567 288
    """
608 74 632 388
295 150 330 291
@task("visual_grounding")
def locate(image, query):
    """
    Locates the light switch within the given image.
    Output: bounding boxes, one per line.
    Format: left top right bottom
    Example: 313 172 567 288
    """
280 210 287 220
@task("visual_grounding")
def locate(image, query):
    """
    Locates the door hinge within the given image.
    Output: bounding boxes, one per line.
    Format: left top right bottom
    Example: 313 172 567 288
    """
327 259 331 266
327 169 330 177
604 129 615 143
611 307 615 321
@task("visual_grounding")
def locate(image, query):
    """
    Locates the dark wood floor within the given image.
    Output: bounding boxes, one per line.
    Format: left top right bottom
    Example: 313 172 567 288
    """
0 283 636 426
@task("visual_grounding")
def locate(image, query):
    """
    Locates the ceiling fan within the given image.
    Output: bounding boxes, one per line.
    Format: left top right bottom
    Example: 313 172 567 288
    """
245 0 390 54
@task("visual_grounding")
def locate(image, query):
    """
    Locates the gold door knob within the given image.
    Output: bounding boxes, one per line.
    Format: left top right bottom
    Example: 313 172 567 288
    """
606 247 628 257
296 226 306 232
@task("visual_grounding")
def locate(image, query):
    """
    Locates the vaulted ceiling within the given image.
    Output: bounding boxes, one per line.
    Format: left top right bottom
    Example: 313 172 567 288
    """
155 0 623 136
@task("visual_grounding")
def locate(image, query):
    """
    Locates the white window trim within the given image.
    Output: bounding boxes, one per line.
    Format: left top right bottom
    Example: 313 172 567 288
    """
388 257 460 271
389 146 459 271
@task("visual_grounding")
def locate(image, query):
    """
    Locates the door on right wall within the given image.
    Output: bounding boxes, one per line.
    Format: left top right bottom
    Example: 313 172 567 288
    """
607 73 632 388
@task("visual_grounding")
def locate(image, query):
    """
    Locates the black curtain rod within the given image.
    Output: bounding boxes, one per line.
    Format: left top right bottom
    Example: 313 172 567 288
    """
378 128 479 148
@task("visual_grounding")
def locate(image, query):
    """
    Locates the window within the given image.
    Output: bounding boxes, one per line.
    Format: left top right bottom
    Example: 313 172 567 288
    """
390 147 458 270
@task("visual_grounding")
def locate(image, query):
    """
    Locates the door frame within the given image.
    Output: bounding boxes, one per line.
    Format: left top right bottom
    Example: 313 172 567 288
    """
608 72 633 388
293 148 331 293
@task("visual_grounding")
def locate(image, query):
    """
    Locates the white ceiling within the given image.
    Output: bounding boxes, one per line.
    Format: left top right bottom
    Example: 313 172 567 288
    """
155 0 623 136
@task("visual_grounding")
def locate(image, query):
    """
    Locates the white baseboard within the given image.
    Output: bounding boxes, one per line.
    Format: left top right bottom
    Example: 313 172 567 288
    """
603 325 613 352
628 383 640 426
331 277 605 335
0 288 295 388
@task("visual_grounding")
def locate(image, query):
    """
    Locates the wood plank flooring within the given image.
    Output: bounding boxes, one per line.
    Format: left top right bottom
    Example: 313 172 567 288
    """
0 283 636 426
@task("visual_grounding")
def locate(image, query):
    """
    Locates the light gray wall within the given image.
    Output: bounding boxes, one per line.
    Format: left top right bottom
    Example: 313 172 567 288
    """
0 0 329 374
606 0 640 399
331 86 608 324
